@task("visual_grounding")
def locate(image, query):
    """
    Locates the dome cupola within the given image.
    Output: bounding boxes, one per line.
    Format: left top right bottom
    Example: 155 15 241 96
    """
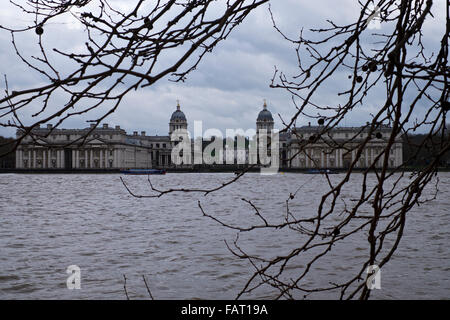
169 100 188 135
170 100 187 122
257 100 274 122
256 99 274 133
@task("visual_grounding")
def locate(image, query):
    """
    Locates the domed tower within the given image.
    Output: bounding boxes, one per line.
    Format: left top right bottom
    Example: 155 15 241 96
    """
256 99 274 134
169 100 187 136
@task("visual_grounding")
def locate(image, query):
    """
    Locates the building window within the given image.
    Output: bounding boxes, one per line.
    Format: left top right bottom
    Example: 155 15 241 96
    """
163 144 166 148
156 144 160 148
66 135 70 140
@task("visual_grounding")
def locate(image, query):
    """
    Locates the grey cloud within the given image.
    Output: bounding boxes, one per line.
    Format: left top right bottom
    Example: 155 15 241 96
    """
0 1 445 138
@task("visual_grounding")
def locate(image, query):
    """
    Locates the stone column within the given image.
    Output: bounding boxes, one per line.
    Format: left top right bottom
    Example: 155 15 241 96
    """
365 148 369 168
299 152 302 168
113 149 117 168
15 149 20 168
72 150 76 169
32 150 36 168
61 150 65 169
292 150 296 168
99 149 103 168
350 149 355 168
371 148 374 168
16 149 21 168
84 150 88 168
335 149 339 168
105 149 109 168
321 149 324 168
304 149 309 168
90 149 93 168
43 150 46 169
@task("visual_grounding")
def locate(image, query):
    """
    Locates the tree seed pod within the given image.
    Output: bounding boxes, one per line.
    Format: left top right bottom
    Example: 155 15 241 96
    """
318 118 325 125
35 26 44 35
376 132 382 139
356 75 363 83
144 17 153 29
362 65 368 72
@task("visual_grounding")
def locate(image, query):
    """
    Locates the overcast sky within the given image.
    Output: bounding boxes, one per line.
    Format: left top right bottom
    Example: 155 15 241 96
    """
0 0 446 138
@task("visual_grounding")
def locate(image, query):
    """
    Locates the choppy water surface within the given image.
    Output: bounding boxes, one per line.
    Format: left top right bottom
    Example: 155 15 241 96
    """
0 172 449 299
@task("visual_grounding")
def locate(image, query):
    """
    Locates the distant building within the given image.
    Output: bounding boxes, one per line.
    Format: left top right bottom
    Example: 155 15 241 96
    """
15 100 403 169
252 101 403 169
15 101 187 169
287 124 403 169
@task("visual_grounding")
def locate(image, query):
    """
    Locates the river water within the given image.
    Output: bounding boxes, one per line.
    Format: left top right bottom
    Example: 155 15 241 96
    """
0 172 449 300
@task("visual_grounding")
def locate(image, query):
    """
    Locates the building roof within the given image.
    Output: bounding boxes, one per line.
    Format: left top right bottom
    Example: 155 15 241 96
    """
257 100 273 122
170 101 187 122
293 124 393 132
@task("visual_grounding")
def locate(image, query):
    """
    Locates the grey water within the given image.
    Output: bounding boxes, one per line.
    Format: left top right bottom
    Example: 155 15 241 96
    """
0 172 449 299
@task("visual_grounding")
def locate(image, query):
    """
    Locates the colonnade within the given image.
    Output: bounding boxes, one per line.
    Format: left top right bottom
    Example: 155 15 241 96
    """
15 147 122 169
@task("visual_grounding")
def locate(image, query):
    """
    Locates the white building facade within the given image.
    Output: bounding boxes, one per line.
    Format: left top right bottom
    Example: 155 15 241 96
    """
287 124 403 169
15 100 403 170
15 103 186 169
252 101 403 169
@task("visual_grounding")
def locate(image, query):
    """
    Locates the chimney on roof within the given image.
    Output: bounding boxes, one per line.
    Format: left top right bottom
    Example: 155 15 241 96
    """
308 122 311 127
141 131 146 136
47 124 52 129
103 124 108 129
133 131 138 136
115 125 120 130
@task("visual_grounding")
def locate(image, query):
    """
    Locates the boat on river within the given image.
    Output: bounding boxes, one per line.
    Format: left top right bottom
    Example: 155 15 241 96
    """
305 169 339 174
120 169 166 175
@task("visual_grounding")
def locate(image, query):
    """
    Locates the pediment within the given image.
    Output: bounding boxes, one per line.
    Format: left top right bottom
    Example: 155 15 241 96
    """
35 139 48 145
86 138 106 145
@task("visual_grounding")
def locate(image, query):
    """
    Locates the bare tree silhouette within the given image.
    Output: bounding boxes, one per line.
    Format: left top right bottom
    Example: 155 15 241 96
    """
0 0 268 153
1 0 448 301
121 0 449 300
